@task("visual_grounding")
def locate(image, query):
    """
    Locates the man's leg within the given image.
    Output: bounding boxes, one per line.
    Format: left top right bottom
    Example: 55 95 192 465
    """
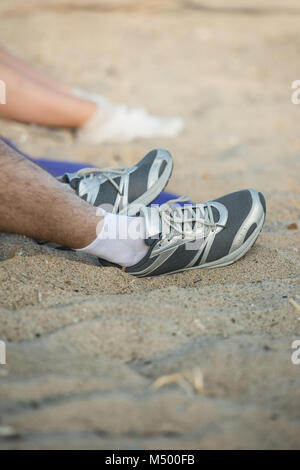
0 58 96 127
0 140 102 248
0 140 266 275
0 140 148 266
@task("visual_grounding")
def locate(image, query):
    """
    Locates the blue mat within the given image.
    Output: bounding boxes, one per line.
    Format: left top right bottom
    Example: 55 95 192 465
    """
1 137 179 205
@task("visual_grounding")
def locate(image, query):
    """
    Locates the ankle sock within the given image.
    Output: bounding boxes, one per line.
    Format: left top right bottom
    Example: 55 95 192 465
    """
77 211 148 267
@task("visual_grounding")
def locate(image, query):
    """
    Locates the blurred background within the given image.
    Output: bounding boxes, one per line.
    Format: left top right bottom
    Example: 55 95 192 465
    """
0 0 299 216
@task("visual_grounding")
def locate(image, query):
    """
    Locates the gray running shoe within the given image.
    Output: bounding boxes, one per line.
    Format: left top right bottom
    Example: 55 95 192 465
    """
99 189 266 277
60 149 173 216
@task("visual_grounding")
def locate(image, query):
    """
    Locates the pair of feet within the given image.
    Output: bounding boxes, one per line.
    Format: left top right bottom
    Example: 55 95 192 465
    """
61 149 266 277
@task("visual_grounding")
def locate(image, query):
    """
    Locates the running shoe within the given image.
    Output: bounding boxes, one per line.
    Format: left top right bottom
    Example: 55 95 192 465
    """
98 188 266 277
60 148 173 216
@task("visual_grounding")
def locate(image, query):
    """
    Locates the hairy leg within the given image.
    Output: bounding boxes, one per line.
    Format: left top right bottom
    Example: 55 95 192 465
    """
0 140 103 248
0 46 70 94
0 58 96 127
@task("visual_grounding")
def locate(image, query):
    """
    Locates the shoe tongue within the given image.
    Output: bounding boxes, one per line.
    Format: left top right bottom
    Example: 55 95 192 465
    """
60 172 81 191
139 206 162 245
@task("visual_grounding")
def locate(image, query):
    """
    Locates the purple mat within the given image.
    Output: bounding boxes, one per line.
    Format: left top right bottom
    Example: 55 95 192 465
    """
1 137 179 205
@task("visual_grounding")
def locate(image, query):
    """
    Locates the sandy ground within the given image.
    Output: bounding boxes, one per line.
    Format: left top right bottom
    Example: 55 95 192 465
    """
0 0 300 450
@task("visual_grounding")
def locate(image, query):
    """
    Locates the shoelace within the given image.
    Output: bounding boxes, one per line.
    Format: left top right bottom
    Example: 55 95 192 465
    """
158 197 226 242
76 167 127 195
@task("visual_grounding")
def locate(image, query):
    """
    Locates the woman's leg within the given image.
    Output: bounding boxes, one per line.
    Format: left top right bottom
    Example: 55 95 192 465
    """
0 46 184 141
0 46 71 94
0 57 96 127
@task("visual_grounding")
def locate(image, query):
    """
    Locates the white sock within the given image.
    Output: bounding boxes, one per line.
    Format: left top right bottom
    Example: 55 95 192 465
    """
72 87 184 144
77 211 148 267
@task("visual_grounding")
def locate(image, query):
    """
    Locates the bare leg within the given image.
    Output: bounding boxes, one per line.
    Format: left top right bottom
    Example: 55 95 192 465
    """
0 59 96 127
0 46 70 95
0 46 184 141
0 140 103 248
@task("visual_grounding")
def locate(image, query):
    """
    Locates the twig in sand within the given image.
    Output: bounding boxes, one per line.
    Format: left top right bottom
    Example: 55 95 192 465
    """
150 368 204 395
8 244 19 259
151 372 186 390
191 367 204 394
121 266 129 285
288 298 300 313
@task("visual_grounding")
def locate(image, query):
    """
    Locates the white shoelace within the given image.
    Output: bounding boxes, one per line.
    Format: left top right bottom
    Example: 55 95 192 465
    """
76 167 127 195
158 197 226 242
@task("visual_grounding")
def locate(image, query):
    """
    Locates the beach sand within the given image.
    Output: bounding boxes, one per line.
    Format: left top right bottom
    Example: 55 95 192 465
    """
0 0 300 449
